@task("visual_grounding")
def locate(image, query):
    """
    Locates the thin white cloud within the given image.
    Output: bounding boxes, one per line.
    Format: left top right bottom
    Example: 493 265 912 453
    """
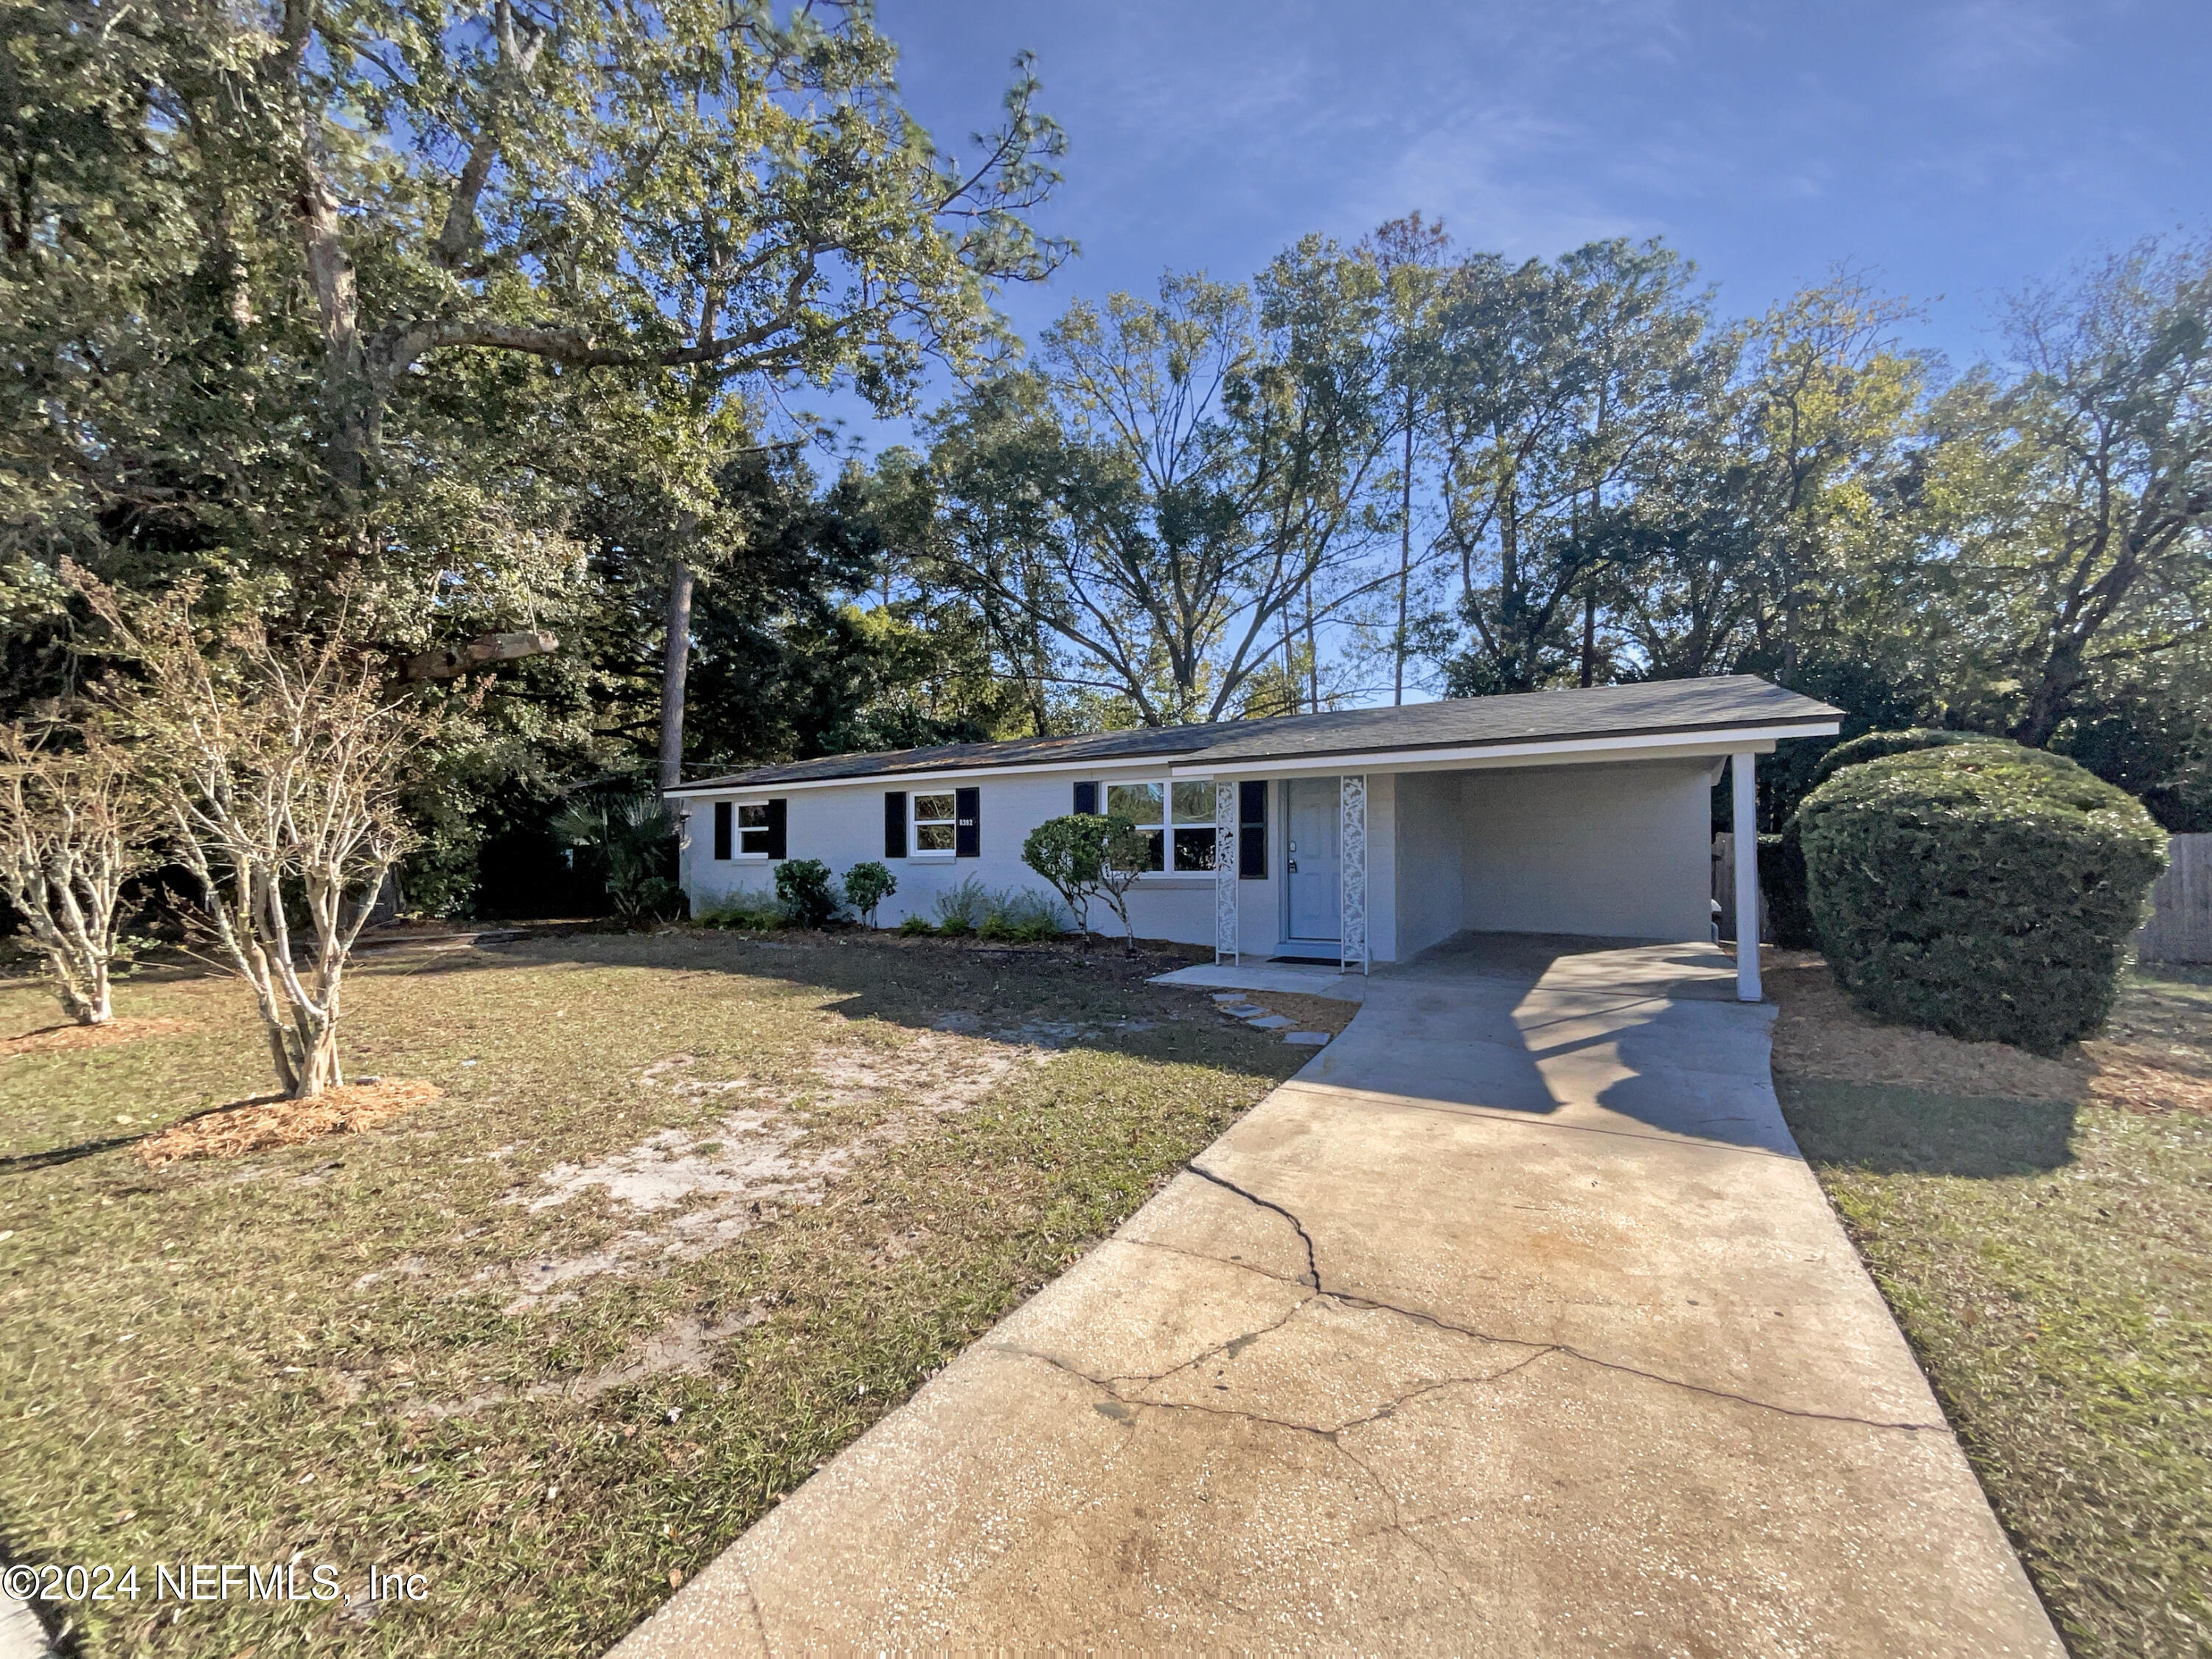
1361 106 1660 257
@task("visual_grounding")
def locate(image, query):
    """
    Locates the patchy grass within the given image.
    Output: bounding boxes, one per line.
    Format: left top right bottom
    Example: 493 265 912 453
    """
1772 956 2212 1658
0 931 1303 1657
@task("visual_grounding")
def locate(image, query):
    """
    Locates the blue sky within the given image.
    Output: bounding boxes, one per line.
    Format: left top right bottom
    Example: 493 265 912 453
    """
854 0 2208 425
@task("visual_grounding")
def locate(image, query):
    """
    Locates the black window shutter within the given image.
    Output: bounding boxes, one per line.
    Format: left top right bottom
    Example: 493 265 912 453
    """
1238 780 1267 880
883 791 908 859
713 801 733 861
1073 781 1098 815
955 786 981 858
765 798 787 860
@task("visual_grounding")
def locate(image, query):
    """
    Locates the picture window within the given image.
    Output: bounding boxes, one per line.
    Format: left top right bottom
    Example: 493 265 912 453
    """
1100 779 1215 873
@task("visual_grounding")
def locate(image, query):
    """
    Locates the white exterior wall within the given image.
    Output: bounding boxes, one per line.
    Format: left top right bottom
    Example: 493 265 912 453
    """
678 755 1708 956
1363 773 1397 964
1392 770 1467 960
1453 759 1714 941
1233 799 1283 958
678 768 1221 946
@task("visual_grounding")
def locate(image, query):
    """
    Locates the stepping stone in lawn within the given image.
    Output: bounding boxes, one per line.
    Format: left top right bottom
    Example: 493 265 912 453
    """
1244 1015 1293 1030
1221 1003 1266 1018
1284 1031 1330 1046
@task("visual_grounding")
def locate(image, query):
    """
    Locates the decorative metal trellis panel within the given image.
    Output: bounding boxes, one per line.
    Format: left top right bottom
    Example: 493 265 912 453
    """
1214 779 1240 963
1340 773 1368 974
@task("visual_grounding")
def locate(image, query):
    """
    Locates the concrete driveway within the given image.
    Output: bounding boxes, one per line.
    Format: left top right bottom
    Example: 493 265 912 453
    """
614 934 2061 1656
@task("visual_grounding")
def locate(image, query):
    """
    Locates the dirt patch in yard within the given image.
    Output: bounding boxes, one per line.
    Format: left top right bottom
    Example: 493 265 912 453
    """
0 1015 195 1058
1767 949 2210 1116
136 1078 442 1164
495 1022 1078 1310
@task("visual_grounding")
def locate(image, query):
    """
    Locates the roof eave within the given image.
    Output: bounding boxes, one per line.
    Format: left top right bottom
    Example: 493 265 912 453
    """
667 714 1843 795
1168 719 1842 778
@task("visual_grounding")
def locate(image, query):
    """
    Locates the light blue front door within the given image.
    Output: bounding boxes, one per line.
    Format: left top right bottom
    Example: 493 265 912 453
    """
1284 778 1340 942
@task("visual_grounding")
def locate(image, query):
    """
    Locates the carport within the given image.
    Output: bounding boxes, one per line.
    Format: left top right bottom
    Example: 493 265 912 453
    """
1178 678 1842 1002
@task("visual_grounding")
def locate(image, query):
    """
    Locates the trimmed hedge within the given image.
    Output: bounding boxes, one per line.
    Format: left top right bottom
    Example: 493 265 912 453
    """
1757 830 1818 950
1808 726 2002 790
1797 743 2166 1053
1762 728 2005 950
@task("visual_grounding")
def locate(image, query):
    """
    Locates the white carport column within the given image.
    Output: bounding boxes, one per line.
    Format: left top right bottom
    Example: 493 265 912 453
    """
1731 751 1762 1002
1214 780 1239 964
1340 774 1369 974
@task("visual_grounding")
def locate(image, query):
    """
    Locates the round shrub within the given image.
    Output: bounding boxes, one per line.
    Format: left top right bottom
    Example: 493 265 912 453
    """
1756 830 1819 950
773 858 841 929
1807 726 2001 790
1797 743 2166 1052
1764 728 2008 950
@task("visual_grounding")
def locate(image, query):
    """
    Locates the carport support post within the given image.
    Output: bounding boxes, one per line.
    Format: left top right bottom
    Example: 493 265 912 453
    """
1731 751 1761 1003
1214 779 1239 965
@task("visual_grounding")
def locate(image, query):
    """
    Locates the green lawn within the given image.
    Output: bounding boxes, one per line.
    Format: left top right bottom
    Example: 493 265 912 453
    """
1776 967 2212 1659
0 931 1300 1656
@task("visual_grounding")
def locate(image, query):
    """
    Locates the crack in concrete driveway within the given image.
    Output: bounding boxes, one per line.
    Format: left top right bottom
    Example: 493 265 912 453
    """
612 934 2062 1658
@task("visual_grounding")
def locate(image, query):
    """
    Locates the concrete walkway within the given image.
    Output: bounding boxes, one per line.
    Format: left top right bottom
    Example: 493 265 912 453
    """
615 934 2061 1656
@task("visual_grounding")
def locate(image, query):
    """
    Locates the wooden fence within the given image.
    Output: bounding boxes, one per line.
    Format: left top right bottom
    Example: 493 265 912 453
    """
2138 833 2212 964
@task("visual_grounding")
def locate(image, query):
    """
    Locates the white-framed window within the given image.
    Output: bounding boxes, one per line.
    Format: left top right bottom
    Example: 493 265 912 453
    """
911 790 958 855
1103 779 1216 873
737 802 773 856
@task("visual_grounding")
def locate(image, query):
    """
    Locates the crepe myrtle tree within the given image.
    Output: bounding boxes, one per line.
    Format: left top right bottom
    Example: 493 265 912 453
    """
1023 813 1152 953
0 726 156 1026
74 568 420 1099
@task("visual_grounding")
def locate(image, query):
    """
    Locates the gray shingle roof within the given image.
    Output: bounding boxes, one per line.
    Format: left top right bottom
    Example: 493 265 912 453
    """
670 675 1839 792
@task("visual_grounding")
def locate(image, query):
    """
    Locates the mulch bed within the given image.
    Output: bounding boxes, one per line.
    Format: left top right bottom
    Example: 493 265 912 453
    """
136 1078 442 1165
1766 948 2210 1116
0 1017 197 1059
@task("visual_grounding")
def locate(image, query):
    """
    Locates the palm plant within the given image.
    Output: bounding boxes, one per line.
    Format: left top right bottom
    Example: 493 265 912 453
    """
552 792 681 919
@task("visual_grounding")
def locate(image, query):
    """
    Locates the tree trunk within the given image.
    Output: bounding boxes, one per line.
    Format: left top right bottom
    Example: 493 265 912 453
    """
1395 400 1412 706
291 1020 344 1098
1304 580 1320 714
60 969 111 1026
1580 588 1597 687
2012 641 2084 748
658 561 696 796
